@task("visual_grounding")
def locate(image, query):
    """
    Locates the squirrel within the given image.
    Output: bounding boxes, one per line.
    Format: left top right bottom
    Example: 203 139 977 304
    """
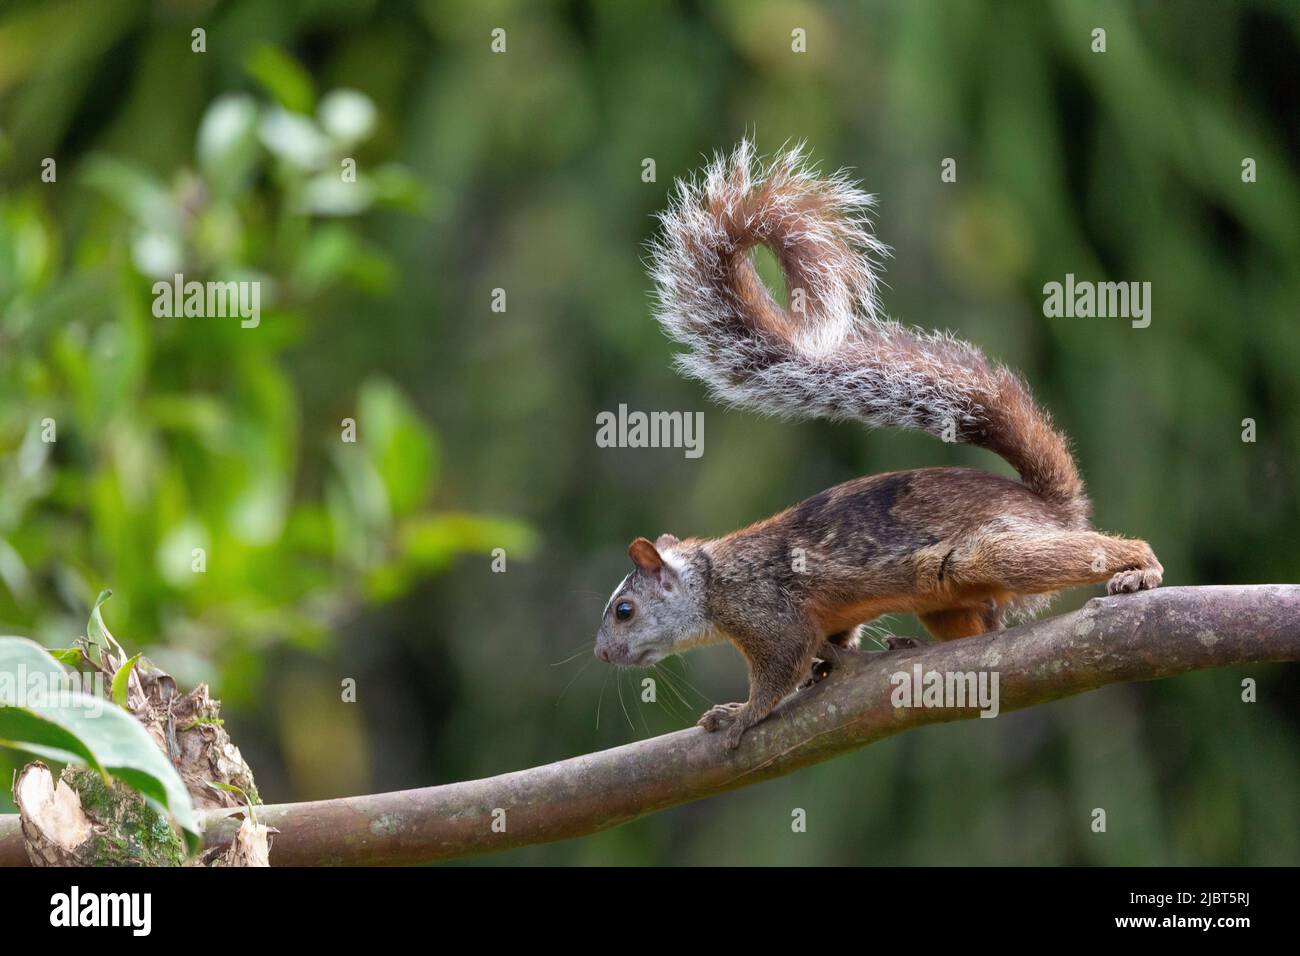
593 140 1162 749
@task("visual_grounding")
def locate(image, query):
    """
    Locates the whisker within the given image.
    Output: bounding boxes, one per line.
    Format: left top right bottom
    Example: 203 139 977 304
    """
556 656 596 704
629 671 655 738
657 665 696 717
616 670 636 732
551 646 594 666
649 664 686 722
859 617 900 650
659 658 712 705
595 669 611 729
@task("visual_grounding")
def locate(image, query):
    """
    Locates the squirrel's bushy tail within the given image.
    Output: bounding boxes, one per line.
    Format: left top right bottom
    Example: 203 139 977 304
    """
650 140 1088 524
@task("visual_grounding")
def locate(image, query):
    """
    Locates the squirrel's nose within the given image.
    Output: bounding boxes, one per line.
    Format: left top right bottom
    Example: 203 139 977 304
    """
595 645 610 662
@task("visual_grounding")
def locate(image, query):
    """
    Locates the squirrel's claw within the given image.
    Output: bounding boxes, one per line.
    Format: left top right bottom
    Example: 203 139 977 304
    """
800 658 834 689
722 721 746 750
882 635 924 651
697 703 752 750
1106 566 1163 594
697 702 744 733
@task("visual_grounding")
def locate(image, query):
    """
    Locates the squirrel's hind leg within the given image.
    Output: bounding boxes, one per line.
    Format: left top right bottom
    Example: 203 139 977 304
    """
945 529 1162 598
917 530 1161 640
825 627 861 649
920 604 1003 641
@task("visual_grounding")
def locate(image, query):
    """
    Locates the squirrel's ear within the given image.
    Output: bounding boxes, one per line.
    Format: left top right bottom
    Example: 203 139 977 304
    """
654 533 680 551
628 537 665 574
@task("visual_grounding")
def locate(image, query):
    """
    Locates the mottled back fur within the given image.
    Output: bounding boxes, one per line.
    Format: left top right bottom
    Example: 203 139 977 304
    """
595 142 1161 750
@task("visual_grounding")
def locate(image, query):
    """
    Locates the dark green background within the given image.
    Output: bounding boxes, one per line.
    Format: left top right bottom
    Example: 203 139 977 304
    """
1 0 1297 864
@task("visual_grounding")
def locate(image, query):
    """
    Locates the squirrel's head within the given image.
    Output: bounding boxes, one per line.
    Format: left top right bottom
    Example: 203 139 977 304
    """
595 535 710 666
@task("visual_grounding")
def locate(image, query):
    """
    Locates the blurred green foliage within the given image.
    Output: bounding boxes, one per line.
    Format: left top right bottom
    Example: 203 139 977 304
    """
0 0 1296 864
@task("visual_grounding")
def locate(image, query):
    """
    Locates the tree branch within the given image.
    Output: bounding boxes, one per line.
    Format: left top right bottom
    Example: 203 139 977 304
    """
2 585 1297 866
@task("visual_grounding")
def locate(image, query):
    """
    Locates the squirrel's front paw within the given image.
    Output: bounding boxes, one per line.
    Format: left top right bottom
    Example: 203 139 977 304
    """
697 702 744 733
1106 566 1162 594
698 703 751 747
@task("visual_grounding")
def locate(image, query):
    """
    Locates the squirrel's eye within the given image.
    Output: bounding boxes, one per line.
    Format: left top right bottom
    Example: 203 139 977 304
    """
615 601 634 622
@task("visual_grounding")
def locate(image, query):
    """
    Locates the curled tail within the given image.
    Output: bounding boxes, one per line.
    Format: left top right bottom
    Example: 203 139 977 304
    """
650 140 1088 524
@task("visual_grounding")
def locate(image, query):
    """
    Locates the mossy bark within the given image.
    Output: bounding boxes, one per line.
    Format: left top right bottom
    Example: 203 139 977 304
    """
10 634 268 866
16 763 185 867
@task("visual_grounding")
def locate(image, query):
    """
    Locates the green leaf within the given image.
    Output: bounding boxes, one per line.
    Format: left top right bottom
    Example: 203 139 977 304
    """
87 589 113 640
398 512 539 565
357 377 439 517
207 780 256 821
111 653 141 708
364 512 538 601
0 637 200 854
0 704 100 768
245 45 315 114
294 224 363 293
0 635 78 708
80 156 180 237
85 588 116 662
371 163 434 214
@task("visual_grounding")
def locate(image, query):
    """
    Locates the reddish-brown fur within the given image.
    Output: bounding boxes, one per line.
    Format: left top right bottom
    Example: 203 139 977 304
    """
622 142 1162 748
688 468 1161 747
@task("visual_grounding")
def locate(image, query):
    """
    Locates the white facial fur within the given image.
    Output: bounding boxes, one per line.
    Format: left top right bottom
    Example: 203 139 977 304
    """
594 544 714 666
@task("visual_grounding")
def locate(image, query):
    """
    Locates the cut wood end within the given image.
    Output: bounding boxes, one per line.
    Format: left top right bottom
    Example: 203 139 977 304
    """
14 762 92 856
221 813 274 867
